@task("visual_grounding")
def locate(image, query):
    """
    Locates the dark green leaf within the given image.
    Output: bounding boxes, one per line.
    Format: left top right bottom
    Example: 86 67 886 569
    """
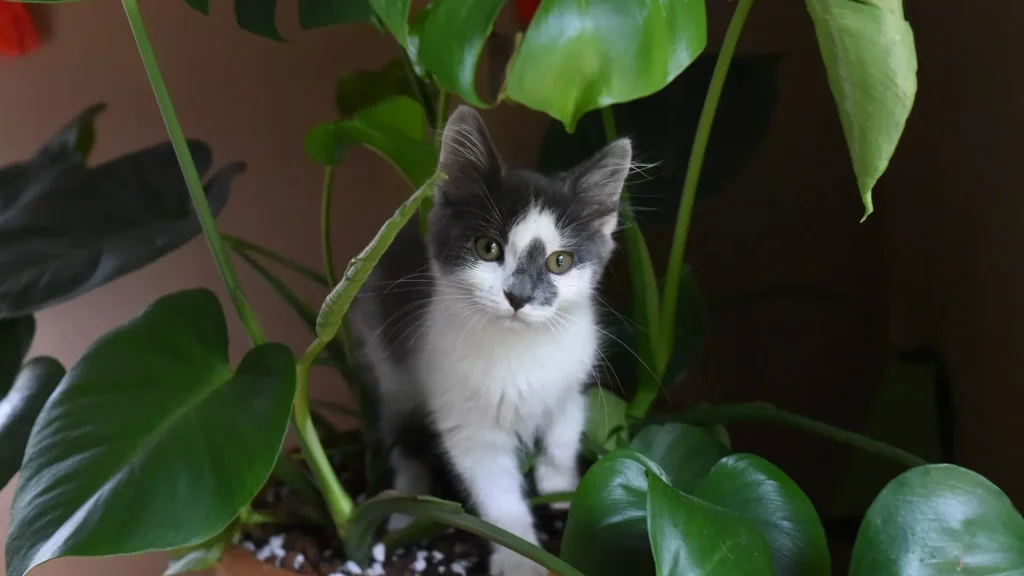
348 491 584 576
505 0 707 132
0 138 245 319
0 357 64 491
234 0 284 41
298 0 372 29
647 472 773 576
335 59 422 118
304 96 436 188
416 0 505 107
0 316 34 397
629 423 729 493
561 450 669 576
5 289 296 576
369 0 410 50
661 267 707 388
806 0 917 219
850 464 1024 575
693 454 830 576
184 0 210 16
584 387 628 452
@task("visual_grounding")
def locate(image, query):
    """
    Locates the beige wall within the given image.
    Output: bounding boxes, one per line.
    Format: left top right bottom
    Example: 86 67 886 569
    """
0 1 1020 575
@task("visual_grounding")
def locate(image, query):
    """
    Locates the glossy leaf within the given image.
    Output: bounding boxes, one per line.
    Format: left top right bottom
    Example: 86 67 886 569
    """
584 387 628 452
561 450 670 576
661 267 707 388
234 0 283 41
0 316 34 397
348 491 584 576
298 0 372 30
335 59 423 118
850 464 1024 575
647 472 773 576
416 0 505 107
0 358 64 491
304 96 436 188
806 0 917 219
5 289 296 576
693 454 831 576
369 0 410 50
505 0 707 131
0 126 245 319
629 423 729 493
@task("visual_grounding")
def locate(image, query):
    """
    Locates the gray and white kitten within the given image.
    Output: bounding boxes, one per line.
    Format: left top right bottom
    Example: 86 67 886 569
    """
348 106 631 576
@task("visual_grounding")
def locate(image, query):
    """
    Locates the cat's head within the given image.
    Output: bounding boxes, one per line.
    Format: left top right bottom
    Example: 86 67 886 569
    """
426 105 631 326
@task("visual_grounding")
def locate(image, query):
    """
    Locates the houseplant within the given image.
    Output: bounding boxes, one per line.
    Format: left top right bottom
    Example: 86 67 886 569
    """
3 0 1022 575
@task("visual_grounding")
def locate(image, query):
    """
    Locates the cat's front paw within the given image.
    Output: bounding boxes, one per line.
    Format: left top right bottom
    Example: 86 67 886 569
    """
534 463 579 511
489 547 547 576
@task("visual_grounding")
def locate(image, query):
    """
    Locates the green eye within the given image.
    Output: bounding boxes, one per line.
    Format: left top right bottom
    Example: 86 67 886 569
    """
546 251 574 274
474 236 503 261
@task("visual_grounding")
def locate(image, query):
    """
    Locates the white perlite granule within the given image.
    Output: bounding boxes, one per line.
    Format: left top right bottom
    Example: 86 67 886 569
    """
292 553 305 571
342 560 363 575
431 550 445 562
366 562 385 576
411 556 428 572
372 542 386 563
450 561 468 576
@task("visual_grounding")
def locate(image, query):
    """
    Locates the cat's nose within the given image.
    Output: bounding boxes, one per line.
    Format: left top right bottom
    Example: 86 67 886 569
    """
503 290 531 311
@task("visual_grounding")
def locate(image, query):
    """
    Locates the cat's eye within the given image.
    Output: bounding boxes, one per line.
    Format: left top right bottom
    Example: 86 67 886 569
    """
474 236 503 261
546 251 574 274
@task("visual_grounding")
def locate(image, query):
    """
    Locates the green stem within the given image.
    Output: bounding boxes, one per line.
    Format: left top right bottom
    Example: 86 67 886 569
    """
223 235 328 287
646 402 927 468
320 165 339 286
434 90 450 144
120 0 264 346
295 342 355 535
660 0 755 350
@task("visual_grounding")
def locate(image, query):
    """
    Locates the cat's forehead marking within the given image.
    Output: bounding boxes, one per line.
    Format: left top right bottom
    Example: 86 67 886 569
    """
507 205 560 260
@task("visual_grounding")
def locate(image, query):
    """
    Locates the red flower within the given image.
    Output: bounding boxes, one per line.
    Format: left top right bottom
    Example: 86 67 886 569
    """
0 1 39 57
515 0 541 27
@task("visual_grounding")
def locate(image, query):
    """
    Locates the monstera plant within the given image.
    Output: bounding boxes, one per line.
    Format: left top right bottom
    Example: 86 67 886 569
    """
2 1 1021 576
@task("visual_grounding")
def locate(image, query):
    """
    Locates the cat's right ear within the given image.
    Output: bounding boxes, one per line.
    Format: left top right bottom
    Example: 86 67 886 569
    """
436 105 502 202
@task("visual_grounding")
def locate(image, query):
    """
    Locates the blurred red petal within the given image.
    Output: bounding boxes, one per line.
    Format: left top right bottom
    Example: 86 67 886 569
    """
0 1 40 57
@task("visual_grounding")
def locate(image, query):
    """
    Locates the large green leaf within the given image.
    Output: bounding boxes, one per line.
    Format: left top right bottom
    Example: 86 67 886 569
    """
0 358 64 491
629 423 729 493
416 0 505 107
0 106 245 319
0 316 34 397
234 0 284 41
298 0 372 30
806 0 917 218
561 450 670 576
849 464 1024 575
304 95 436 188
647 472 773 576
505 0 707 132
584 387 628 452
5 289 296 576
692 454 830 576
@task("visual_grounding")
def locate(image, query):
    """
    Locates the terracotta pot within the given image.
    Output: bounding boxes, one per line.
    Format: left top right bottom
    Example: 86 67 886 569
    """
216 547 295 576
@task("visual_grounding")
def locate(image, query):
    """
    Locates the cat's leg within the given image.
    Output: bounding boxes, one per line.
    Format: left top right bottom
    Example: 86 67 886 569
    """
441 424 546 576
375 363 432 532
534 389 585 511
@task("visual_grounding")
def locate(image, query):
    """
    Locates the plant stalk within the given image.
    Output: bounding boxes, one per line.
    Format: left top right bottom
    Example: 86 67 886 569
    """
120 0 264 346
660 0 755 350
320 165 339 285
223 234 328 287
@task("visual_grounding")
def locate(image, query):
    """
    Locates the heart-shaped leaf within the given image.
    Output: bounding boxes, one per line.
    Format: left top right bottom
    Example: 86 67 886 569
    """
806 0 917 218
5 289 296 576
629 423 729 493
336 59 425 118
0 135 245 319
304 96 436 188
298 0 372 30
647 471 773 576
849 464 1024 575
0 357 64 491
415 0 505 107
505 0 707 132
0 316 34 397
584 387 628 453
561 450 670 576
693 454 831 576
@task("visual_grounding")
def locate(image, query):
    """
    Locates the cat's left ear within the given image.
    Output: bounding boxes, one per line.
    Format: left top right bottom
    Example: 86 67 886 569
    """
571 138 632 235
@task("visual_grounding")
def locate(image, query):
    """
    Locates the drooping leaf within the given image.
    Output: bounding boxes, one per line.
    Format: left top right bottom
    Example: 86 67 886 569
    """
304 96 436 188
415 0 505 107
0 316 34 397
584 387 628 452
5 289 296 576
692 454 831 576
184 0 210 16
629 423 729 493
560 450 670 576
0 137 245 319
0 357 64 491
335 59 424 118
805 0 917 219
369 0 410 50
234 0 284 41
505 0 707 132
647 472 773 576
849 464 1024 575
660 267 707 388
298 0 372 30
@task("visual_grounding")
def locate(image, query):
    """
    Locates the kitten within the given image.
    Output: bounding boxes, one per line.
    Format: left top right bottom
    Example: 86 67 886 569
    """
348 106 631 576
